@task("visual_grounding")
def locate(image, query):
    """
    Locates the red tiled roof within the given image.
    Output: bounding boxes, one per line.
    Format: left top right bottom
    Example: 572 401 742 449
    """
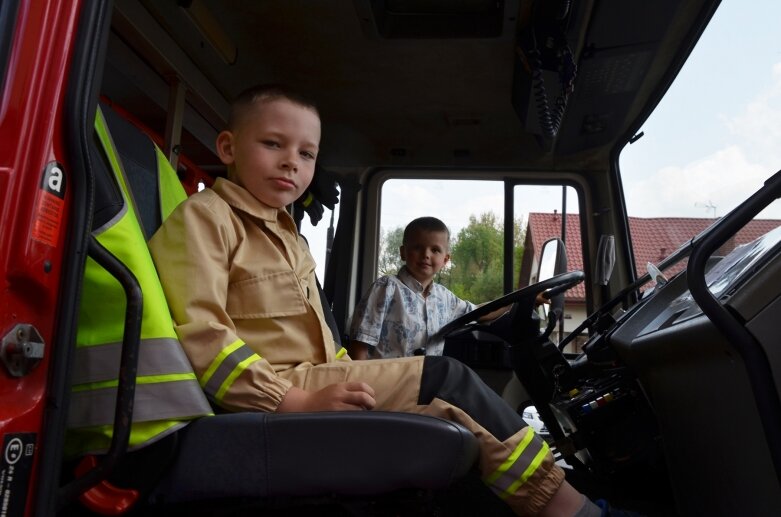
526 213 781 301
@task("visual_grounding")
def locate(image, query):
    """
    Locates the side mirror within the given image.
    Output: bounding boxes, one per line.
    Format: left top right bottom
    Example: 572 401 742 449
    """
595 234 615 286
538 238 567 316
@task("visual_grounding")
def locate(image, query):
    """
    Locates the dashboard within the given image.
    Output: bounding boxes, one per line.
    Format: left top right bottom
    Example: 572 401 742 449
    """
633 225 781 338
591 224 781 515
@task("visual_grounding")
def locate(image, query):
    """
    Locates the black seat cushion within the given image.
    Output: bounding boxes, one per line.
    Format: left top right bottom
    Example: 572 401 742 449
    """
149 411 478 504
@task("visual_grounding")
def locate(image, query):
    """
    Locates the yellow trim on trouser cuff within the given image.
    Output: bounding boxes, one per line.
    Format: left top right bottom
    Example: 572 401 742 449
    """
500 442 550 499
485 427 536 485
200 339 244 387
215 354 262 401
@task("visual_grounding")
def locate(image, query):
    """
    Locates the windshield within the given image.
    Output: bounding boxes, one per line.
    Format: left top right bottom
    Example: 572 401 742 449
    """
619 0 781 276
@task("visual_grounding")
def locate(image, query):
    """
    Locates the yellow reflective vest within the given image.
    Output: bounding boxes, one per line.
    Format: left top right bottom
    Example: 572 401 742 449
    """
64 108 212 457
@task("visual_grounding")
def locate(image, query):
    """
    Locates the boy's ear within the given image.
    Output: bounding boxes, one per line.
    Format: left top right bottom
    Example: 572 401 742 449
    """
399 245 407 262
444 253 451 265
215 130 235 165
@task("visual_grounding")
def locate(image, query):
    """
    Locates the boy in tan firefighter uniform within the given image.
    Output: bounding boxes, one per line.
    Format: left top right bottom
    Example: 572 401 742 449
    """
149 84 603 516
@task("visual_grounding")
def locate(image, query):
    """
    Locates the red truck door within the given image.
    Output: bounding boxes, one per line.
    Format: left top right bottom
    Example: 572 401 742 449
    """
0 1 103 515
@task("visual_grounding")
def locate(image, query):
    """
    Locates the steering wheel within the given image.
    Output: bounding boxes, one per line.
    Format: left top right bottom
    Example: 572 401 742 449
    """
434 271 585 340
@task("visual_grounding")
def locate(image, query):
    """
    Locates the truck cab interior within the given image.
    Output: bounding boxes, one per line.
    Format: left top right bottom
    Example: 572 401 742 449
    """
3 0 781 515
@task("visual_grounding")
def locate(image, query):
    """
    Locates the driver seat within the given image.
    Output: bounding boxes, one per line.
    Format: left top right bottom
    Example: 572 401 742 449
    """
64 103 478 514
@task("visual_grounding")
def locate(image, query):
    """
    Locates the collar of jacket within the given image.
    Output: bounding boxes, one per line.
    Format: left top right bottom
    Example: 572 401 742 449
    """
212 177 291 225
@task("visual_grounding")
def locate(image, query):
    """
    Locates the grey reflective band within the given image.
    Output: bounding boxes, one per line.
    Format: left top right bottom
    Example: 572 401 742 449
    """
202 343 257 398
487 432 549 497
68 378 212 429
72 337 195 385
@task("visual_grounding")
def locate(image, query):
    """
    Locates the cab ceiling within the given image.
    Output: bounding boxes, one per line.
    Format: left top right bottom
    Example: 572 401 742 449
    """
103 0 719 175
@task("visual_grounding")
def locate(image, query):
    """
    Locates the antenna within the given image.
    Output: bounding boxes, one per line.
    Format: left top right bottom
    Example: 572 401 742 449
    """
695 201 717 218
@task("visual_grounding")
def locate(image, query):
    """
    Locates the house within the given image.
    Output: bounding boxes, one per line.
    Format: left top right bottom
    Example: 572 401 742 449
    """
521 212 781 351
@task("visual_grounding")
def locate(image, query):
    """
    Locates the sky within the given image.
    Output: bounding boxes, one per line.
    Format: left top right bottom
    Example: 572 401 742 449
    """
304 0 781 276
620 0 781 219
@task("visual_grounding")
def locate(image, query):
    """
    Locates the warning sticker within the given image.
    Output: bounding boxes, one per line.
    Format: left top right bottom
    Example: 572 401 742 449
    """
31 162 66 247
1 433 36 517
31 191 64 247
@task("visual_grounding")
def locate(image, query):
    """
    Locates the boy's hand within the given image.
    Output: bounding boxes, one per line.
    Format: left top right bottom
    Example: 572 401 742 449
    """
277 383 376 412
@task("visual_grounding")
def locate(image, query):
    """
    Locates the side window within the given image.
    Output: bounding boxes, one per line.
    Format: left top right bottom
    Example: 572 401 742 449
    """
377 178 584 353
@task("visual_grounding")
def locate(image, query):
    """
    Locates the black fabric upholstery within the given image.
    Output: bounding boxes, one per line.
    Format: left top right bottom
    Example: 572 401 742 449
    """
100 103 161 239
89 134 124 231
149 412 478 503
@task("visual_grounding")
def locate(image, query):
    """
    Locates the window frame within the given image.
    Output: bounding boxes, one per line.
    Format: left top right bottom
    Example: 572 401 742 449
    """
356 168 594 315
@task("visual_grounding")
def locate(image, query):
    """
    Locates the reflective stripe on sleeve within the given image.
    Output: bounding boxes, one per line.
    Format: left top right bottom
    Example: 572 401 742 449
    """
200 339 261 402
214 354 261 402
484 427 550 499
72 337 195 385
68 376 212 429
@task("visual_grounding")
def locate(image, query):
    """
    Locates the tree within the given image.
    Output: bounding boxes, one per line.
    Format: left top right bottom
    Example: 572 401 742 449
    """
440 213 525 303
512 215 526 289
378 226 404 276
442 213 503 302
